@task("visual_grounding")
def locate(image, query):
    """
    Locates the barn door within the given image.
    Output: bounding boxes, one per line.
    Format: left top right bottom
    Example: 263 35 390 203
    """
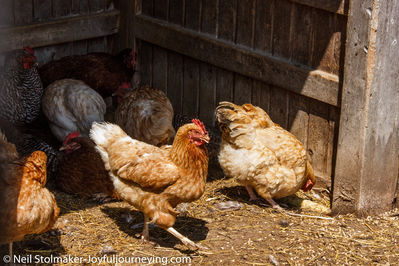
134 0 348 188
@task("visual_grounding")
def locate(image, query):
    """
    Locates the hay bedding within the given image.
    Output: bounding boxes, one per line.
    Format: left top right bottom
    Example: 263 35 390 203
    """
2 170 399 265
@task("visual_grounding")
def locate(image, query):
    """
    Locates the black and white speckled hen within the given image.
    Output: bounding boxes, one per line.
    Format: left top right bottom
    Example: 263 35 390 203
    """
0 47 43 125
0 119 59 182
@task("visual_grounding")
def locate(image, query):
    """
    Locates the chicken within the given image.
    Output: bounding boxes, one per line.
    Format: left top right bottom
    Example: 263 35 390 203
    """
42 79 106 142
0 47 43 125
0 131 59 257
0 119 59 181
215 101 315 210
114 85 175 146
56 132 118 201
39 49 136 98
90 119 210 249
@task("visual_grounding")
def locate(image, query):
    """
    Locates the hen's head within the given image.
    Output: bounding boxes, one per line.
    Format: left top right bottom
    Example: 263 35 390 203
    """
117 48 136 70
175 119 210 146
17 46 37 70
60 132 81 154
215 101 274 136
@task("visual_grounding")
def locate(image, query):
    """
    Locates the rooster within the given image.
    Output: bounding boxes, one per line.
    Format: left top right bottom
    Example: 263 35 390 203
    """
215 101 315 210
42 79 106 142
114 84 175 146
0 131 59 257
56 132 118 201
90 119 209 249
0 47 43 124
39 49 136 98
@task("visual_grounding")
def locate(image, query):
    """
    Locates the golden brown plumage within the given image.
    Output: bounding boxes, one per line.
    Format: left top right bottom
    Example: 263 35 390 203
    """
56 133 118 200
90 119 209 249
114 85 175 146
0 132 59 255
215 101 315 210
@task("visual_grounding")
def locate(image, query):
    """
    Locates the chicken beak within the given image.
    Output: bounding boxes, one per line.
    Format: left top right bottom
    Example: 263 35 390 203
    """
200 134 210 143
59 146 66 151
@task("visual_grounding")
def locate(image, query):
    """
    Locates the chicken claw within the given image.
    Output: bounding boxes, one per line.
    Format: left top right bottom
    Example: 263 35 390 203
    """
166 227 208 250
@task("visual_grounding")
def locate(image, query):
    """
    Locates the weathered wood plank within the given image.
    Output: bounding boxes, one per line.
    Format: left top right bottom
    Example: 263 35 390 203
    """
272 0 292 59
0 10 120 53
269 86 288 129
254 0 273 53
234 74 252 105
152 45 168 93
0 0 14 26
199 62 216 126
307 100 330 184
34 0 52 22
154 0 168 20
14 0 33 25
217 0 236 41
311 9 337 74
290 0 348 15
167 51 183 114
201 0 217 35
333 0 399 215
89 0 106 13
116 0 135 50
251 80 270 114
135 15 340 106
290 3 312 66
184 0 201 30
52 0 71 17
216 68 234 104
87 37 106 53
183 57 200 118
72 39 88 55
139 41 153 86
287 93 309 148
169 0 184 26
140 0 153 16
236 0 255 47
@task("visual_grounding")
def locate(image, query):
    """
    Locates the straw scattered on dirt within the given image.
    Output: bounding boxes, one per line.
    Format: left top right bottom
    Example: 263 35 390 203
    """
2 167 399 265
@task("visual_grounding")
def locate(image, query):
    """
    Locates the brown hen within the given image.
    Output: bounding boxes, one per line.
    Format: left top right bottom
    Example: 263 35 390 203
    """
114 85 175 146
90 119 209 249
39 49 135 98
0 132 59 257
56 132 118 201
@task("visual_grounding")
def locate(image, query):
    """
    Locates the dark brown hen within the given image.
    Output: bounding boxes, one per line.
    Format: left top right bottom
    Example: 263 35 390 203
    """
39 49 135 98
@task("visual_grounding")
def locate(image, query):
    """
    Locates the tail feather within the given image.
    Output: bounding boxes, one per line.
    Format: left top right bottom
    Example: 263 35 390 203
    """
89 122 127 171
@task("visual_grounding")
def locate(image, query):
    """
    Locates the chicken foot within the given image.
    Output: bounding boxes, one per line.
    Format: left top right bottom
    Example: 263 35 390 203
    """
166 227 208 250
265 198 285 211
141 215 150 241
245 185 258 201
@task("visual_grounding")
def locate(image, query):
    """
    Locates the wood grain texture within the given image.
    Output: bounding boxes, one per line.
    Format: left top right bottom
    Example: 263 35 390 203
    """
52 0 71 17
169 0 184 26
235 0 255 47
272 0 292 60
234 74 252 105
183 57 200 118
135 15 340 106
167 51 183 114
184 0 201 30
0 10 119 53
33 0 52 22
14 0 33 25
139 41 153 86
201 0 217 35
291 0 348 15
269 86 288 129
253 0 273 53
291 3 312 66
0 0 14 26
217 0 236 41
199 62 216 126
152 45 168 93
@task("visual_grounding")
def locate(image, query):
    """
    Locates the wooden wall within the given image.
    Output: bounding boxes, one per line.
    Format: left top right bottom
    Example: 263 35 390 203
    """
135 0 348 187
0 0 122 66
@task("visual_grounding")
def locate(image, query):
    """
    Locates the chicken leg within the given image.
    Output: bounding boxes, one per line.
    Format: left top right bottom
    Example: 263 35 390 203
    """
245 185 258 201
9 242 13 261
166 227 207 250
141 215 150 241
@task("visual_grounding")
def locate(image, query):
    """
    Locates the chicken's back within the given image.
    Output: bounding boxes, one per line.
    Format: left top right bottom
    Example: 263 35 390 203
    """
56 137 117 198
0 148 59 244
42 79 106 141
115 85 175 146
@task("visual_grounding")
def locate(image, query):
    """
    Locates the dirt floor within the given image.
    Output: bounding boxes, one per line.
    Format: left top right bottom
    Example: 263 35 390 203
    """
2 166 399 265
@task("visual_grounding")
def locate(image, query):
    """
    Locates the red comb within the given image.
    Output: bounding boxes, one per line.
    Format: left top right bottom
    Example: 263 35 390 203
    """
119 82 131 89
63 132 80 145
192 119 207 134
23 46 34 55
